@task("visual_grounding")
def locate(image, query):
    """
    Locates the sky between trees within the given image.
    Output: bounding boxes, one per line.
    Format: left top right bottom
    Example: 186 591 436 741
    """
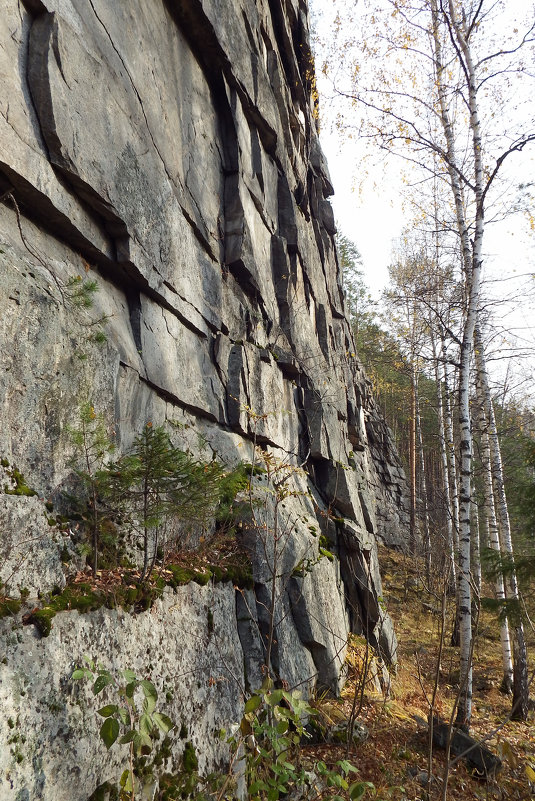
309 0 535 391
307 0 535 732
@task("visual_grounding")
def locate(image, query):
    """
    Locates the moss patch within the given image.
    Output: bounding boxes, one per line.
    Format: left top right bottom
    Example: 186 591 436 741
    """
23 530 253 637
182 741 198 773
167 565 212 589
25 586 106 637
208 562 253 590
2 463 37 497
24 576 170 637
0 597 22 618
215 461 265 522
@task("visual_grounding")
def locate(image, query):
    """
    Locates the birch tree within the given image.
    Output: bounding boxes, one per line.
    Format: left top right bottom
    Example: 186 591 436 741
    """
474 358 514 694
321 0 535 729
431 332 457 593
475 326 530 719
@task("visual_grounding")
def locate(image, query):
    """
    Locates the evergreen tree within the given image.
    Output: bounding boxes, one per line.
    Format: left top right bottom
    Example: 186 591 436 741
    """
102 424 224 582
67 403 116 578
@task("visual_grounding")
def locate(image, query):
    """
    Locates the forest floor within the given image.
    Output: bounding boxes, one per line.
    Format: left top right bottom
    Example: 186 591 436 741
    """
304 546 535 801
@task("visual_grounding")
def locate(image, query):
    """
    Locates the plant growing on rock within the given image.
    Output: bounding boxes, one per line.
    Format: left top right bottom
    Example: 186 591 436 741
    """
67 403 116 577
2 459 38 497
72 658 174 801
63 272 111 346
101 424 225 582
224 677 374 801
69 411 228 582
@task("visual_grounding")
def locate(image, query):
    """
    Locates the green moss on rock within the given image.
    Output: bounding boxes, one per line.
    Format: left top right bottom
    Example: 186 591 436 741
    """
182 741 198 773
0 598 22 618
219 563 253 589
167 565 212 588
3 465 37 497
26 586 105 637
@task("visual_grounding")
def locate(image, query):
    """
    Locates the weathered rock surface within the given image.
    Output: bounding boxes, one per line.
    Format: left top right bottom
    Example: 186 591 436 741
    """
0 0 408 797
1 585 243 796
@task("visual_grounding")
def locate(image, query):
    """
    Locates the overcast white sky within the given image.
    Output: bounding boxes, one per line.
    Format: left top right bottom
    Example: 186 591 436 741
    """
310 1 535 291
309 0 535 390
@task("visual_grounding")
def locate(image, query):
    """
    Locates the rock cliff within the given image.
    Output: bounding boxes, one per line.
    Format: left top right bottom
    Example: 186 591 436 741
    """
0 0 408 797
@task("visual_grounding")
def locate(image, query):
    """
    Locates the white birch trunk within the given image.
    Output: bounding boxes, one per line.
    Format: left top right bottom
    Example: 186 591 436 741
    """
474 328 529 719
475 365 514 693
441 341 460 556
432 336 457 590
414 370 432 579
431 0 488 728
471 488 481 599
409 363 417 554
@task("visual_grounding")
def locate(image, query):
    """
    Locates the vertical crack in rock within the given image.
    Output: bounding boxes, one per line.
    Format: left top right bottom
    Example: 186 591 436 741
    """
126 288 143 357
28 13 128 231
19 0 53 158
0 1 409 796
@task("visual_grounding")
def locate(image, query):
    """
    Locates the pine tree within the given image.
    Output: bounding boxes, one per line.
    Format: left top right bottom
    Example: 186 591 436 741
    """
102 424 224 582
68 403 116 578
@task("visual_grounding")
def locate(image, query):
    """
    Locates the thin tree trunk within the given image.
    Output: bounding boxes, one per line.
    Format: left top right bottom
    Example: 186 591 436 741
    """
415 378 432 581
442 347 460 555
474 328 529 718
442 344 462 645
433 335 456 592
470 489 481 601
410 365 417 553
141 477 150 583
476 381 514 693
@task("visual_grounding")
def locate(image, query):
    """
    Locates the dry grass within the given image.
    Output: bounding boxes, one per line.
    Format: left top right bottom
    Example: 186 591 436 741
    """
303 547 535 801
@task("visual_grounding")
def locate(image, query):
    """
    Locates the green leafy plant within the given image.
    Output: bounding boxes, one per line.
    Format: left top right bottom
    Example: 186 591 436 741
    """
72 658 174 800
228 677 374 801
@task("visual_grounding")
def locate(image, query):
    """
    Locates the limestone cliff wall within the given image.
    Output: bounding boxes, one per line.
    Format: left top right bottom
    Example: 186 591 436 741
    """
0 0 408 797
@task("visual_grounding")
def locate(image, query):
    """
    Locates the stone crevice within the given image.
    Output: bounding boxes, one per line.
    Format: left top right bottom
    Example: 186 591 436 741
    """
0 1 409 795
86 0 173 199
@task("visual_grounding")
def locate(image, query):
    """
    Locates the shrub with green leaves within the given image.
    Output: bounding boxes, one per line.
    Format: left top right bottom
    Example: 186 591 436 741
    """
232 677 375 801
71 666 376 801
72 658 174 799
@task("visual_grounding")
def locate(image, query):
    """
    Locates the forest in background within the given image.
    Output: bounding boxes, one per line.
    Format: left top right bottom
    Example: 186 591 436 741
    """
310 0 535 742
339 223 535 695
332 224 535 797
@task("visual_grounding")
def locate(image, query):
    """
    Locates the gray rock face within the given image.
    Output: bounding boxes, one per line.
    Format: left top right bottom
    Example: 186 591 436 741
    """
1 585 243 799
0 0 409 797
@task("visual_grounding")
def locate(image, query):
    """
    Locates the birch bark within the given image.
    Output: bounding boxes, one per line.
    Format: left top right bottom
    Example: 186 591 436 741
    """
416 378 432 582
474 328 529 719
475 364 514 693
430 0 488 727
432 334 456 592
